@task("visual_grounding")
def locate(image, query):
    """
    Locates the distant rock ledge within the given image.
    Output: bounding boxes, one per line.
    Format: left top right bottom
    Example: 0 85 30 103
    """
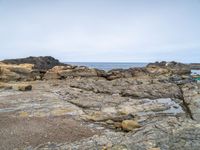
0 56 192 82
190 63 200 70
2 56 65 71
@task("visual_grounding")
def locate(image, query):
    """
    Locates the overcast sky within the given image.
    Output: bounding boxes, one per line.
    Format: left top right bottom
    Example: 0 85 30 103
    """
0 0 200 62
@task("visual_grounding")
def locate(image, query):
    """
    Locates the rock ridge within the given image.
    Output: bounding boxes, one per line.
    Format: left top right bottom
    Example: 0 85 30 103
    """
0 56 200 150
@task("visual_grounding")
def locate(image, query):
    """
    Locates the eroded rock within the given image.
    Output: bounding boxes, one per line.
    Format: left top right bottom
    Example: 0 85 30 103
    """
2 56 65 71
147 61 191 75
181 83 200 121
0 63 36 82
0 59 200 150
13 84 32 91
121 120 141 131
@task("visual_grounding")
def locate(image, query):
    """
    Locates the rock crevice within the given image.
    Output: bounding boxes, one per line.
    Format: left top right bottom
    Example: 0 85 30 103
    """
0 57 200 150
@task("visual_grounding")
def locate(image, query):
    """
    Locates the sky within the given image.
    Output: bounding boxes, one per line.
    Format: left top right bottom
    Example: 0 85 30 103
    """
0 0 200 63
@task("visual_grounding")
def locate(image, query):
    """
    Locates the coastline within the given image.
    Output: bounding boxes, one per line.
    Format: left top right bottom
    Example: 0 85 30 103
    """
0 56 200 150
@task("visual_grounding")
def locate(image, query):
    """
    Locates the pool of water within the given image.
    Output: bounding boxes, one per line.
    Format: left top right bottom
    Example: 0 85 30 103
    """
191 70 200 81
137 98 184 116
191 70 200 75
195 77 200 81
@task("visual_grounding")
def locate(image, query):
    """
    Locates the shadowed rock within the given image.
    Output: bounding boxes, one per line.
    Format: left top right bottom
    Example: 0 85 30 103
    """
2 56 65 71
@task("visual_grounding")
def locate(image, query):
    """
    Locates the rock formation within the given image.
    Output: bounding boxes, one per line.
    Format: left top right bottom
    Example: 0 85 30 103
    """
0 62 37 82
0 57 199 150
2 56 65 71
190 63 200 70
147 61 191 75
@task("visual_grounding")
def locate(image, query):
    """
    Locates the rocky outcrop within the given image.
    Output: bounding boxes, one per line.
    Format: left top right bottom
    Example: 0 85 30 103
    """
68 78 182 99
0 62 39 82
190 63 200 70
181 83 200 121
104 61 191 81
44 65 106 80
147 61 191 75
2 56 65 71
0 57 193 83
43 61 191 81
36 117 200 150
0 56 66 82
1 57 200 150
121 82 182 99
105 68 148 80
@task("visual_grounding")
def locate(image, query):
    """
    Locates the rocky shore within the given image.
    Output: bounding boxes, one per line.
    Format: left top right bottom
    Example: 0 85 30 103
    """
0 57 200 150
190 63 200 70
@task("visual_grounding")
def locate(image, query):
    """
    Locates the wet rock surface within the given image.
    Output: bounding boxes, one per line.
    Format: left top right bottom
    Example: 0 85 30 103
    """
0 58 200 150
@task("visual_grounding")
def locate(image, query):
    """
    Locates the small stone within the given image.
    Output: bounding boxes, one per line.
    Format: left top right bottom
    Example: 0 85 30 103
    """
114 122 122 128
148 148 161 150
121 120 141 131
106 120 114 124
51 108 72 116
19 111 29 117
0 83 12 89
111 145 128 150
14 84 32 91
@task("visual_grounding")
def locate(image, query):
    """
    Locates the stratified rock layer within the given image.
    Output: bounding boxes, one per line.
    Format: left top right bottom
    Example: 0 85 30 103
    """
2 56 65 71
0 62 37 82
0 57 199 150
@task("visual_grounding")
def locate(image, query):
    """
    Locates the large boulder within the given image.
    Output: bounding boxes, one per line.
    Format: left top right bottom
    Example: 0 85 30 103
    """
43 65 74 80
103 61 190 81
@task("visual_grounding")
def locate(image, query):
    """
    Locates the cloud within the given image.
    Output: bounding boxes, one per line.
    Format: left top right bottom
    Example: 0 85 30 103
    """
0 0 200 62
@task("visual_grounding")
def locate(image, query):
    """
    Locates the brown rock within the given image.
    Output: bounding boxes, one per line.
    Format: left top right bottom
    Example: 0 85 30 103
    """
14 84 32 91
0 83 12 89
121 82 182 99
121 120 141 131
106 69 132 80
147 61 191 75
2 56 65 71
44 65 102 79
0 63 37 82
114 122 122 128
148 148 161 150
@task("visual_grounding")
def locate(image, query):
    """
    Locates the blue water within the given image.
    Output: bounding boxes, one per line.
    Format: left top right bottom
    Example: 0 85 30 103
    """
65 62 148 71
191 70 200 75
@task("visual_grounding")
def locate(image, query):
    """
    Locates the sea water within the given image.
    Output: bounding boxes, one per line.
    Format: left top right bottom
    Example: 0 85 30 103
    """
191 70 200 75
66 62 148 71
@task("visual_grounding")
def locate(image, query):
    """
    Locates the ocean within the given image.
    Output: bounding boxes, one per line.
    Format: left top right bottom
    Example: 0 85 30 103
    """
66 62 148 71
191 70 200 75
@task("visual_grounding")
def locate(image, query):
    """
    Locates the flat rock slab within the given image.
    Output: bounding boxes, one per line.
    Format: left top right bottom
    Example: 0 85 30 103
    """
0 114 96 150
